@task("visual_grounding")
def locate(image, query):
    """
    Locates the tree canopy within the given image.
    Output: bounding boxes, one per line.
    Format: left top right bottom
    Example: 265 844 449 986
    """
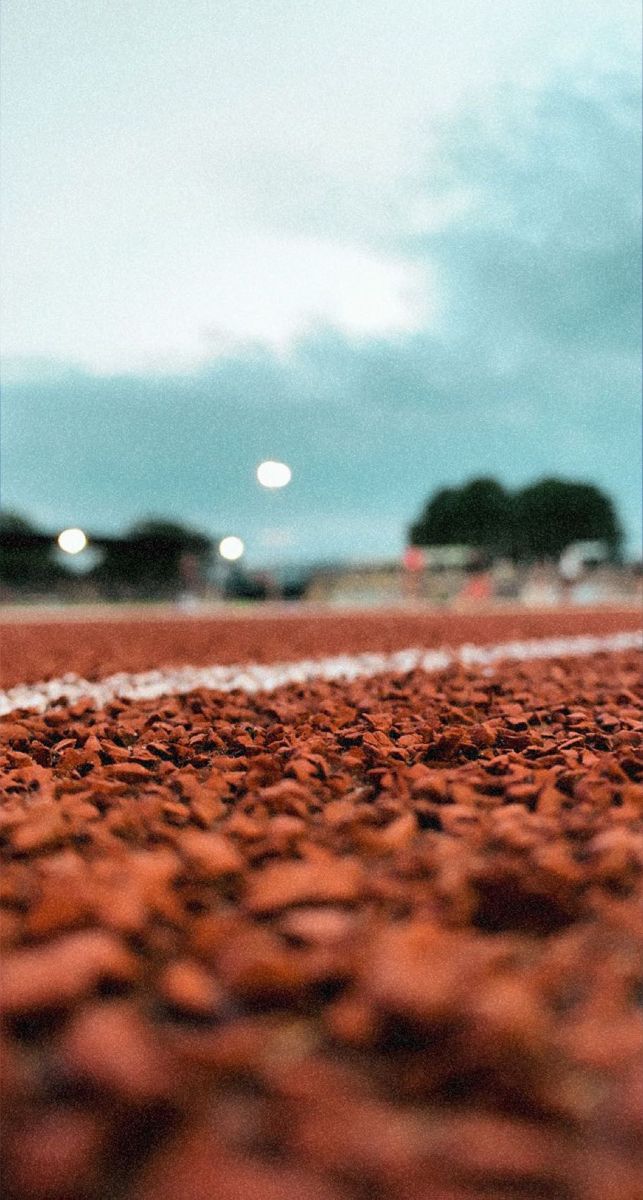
409 477 622 562
97 518 213 597
0 511 60 590
0 513 216 597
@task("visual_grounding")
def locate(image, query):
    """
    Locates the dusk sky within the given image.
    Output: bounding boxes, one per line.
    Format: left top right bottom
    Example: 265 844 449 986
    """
1 0 641 563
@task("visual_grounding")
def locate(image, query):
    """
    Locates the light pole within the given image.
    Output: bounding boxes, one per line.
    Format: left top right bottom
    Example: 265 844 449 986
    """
256 461 292 490
256 462 292 599
218 535 245 562
57 528 88 555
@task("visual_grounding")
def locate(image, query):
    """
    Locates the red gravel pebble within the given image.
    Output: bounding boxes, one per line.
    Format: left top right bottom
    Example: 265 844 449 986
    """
245 856 363 913
59 1000 175 1104
4 1109 106 1200
179 829 244 879
158 959 223 1018
1 931 137 1014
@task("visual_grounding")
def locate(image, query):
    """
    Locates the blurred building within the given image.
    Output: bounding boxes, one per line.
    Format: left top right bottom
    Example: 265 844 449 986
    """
304 555 641 609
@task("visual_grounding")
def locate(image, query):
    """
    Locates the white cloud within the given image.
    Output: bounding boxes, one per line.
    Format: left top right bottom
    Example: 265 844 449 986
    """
2 0 638 371
2 231 430 373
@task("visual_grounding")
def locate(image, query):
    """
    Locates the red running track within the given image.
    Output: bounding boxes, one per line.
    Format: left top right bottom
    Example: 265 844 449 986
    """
1 604 641 687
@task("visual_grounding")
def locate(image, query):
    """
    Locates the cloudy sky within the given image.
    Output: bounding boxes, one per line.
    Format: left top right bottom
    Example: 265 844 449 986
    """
1 0 641 562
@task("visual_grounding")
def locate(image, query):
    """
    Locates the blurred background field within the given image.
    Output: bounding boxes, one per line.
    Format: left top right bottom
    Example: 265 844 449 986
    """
1 476 640 610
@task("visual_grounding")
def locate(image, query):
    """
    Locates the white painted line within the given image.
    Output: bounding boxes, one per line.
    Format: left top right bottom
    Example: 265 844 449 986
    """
0 630 640 719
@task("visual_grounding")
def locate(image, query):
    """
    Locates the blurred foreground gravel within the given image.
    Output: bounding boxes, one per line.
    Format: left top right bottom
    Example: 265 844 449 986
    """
1 617 641 1200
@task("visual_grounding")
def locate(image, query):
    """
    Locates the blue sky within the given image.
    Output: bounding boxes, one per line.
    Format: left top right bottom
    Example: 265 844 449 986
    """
1 1 641 562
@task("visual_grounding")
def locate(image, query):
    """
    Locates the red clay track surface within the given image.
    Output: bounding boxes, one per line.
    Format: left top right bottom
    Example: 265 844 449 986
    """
1 604 641 688
1 607 642 1200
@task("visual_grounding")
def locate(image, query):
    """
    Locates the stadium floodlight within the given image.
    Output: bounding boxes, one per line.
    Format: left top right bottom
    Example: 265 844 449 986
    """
219 536 245 561
256 460 292 489
57 528 88 555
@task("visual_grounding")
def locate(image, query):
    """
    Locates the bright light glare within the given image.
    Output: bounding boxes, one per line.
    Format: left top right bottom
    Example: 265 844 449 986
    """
256 460 292 489
57 528 88 555
219 535 245 561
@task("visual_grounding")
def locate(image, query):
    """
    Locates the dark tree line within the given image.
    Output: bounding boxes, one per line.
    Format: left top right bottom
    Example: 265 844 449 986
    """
409 477 623 562
0 513 65 590
0 514 213 597
95 520 212 599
